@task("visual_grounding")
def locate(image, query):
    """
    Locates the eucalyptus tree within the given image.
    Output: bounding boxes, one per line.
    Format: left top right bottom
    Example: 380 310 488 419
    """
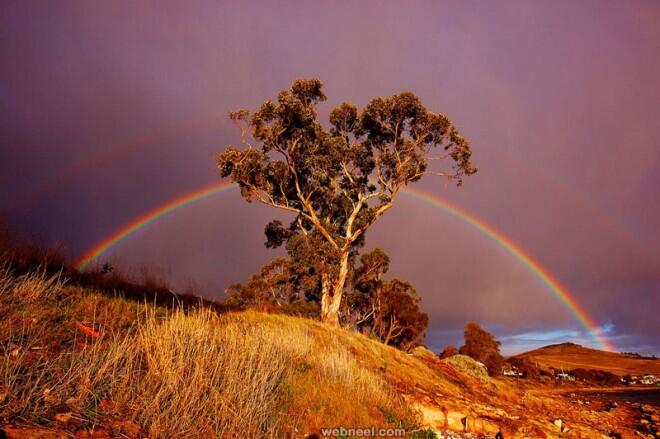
218 78 475 325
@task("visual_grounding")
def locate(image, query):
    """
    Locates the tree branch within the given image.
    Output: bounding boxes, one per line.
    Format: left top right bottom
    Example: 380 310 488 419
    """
286 145 339 249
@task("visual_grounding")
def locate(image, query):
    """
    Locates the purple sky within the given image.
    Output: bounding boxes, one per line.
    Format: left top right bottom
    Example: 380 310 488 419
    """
1 1 658 355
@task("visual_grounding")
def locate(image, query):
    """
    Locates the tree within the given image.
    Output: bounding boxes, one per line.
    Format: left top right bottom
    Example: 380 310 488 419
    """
344 248 390 328
224 258 296 311
439 345 458 359
459 322 504 376
218 78 476 325
506 357 540 379
225 256 322 318
348 248 428 350
376 279 428 349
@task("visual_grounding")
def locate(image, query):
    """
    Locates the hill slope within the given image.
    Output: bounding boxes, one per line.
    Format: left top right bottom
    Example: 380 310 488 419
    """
1 267 655 438
515 342 660 376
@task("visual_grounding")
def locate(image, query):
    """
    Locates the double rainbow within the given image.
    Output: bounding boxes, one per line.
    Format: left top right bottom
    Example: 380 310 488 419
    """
76 181 614 351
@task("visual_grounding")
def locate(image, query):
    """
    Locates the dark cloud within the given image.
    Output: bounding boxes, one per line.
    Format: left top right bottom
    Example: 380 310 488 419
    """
1 1 658 355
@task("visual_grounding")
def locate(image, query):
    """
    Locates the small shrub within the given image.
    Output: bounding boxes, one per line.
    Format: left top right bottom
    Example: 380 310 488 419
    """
411 428 438 439
439 345 458 359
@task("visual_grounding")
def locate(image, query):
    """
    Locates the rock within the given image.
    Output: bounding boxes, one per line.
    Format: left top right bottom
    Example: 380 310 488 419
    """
409 401 448 429
54 412 72 423
111 420 141 438
446 410 469 431
476 418 501 435
410 345 438 362
74 430 111 439
519 427 547 438
442 355 490 381
604 401 618 412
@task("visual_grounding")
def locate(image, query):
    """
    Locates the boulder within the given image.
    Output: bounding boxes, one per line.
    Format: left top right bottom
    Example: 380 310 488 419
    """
410 345 439 362
442 354 490 381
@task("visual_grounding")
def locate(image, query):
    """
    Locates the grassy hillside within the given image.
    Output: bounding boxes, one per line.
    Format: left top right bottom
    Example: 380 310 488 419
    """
515 343 660 376
0 266 653 438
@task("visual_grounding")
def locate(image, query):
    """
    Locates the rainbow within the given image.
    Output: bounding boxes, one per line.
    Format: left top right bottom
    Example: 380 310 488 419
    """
76 181 235 270
405 188 614 352
17 118 654 272
76 182 614 351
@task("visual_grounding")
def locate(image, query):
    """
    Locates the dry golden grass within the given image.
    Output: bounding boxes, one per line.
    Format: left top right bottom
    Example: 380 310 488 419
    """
58 309 286 437
60 309 405 437
7 267 63 304
517 343 660 376
0 270 409 437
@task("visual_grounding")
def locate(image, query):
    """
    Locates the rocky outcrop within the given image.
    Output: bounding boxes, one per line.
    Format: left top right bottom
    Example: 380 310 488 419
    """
442 354 490 382
409 400 502 437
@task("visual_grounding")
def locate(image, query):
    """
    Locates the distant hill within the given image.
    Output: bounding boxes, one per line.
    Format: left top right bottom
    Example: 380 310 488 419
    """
515 342 660 376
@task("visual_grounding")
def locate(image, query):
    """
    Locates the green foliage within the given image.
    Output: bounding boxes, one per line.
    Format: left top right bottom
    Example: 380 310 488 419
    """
219 78 475 251
347 248 429 350
293 361 312 374
218 78 475 322
411 428 438 439
379 407 437 439
225 247 429 351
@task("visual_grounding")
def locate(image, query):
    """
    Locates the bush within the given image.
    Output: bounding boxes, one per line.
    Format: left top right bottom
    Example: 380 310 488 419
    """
506 357 540 378
439 345 458 359
442 354 491 382
458 323 504 376
571 368 619 386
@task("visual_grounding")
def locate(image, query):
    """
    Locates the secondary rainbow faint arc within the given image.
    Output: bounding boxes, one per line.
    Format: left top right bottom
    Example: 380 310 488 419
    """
16 116 653 267
13 111 223 213
75 182 614 352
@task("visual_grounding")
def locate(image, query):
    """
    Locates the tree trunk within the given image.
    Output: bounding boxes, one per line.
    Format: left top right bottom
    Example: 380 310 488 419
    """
320 249 350 326
320 274 335 324
384 321 396 346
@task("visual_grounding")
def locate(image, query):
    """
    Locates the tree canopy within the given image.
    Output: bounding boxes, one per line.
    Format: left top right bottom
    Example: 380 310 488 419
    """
224 247 429 351
459 322 504 376
218 78 476 324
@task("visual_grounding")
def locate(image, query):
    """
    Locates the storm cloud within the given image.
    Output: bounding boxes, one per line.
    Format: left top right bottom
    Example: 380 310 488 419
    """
1 1 658 354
